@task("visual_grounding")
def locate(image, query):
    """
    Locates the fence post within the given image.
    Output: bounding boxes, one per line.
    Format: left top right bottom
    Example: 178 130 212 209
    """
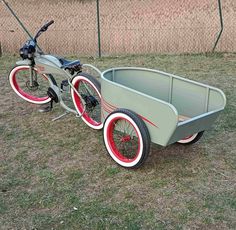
213 0 224 52
96 0 101 57
0 42 2 57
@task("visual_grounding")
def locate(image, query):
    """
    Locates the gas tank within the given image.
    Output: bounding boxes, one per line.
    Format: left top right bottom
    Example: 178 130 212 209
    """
34 54 64 75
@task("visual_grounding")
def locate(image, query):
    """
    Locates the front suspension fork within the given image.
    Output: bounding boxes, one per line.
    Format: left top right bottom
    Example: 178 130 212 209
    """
29 65 37 87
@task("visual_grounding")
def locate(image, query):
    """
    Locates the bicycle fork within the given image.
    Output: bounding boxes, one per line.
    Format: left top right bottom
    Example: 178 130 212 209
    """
29 66 35 87
27 65 39 89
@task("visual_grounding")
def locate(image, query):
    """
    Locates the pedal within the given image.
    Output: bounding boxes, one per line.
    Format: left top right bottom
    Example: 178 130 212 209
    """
61 80 69 90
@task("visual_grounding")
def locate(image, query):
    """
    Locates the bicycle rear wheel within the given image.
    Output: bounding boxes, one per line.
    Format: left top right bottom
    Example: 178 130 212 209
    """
9 65 52 104
71 73 103 130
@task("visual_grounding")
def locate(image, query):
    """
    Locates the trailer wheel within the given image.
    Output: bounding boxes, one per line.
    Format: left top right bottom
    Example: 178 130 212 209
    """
177 131 204 145
103 109 150 168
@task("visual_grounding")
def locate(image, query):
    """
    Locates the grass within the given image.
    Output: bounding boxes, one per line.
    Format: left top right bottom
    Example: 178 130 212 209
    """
0 53 236 229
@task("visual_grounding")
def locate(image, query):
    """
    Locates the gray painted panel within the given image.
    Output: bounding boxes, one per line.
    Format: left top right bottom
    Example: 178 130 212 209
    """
172 78 207 117
101 67 226 146
114 69 170 102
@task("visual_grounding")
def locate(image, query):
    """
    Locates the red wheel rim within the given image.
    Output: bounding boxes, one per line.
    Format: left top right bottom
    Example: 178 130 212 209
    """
181 135 194 140
106 116 141 163
11 66 49 102
73 78 101 127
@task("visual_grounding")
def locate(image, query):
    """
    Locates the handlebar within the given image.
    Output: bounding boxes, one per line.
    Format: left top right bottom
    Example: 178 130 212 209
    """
19 20 54 58
34 20 54 42
41 20 54 31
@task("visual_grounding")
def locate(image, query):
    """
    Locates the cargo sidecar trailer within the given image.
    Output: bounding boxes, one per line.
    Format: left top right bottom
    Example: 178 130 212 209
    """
101 67 226 168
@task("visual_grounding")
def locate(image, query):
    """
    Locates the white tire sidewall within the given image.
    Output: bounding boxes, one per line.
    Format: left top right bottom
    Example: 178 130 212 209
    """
177 133 198 144
71 75 103 130
9 65 51 104
104 112 144 168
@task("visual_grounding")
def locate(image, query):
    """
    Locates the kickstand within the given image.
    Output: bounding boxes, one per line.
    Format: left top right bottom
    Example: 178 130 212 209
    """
52 111 70 121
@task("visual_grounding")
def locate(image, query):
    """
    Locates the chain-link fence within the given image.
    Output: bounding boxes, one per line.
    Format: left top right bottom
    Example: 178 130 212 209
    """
0 0 235 56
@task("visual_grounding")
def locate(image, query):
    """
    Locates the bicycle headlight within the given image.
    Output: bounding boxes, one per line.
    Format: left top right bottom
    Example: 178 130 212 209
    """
19 40 36 59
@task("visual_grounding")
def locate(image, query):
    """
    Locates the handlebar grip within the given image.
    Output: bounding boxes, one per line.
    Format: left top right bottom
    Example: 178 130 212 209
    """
40 20 54 32
45 20 54 28
34 20 55 41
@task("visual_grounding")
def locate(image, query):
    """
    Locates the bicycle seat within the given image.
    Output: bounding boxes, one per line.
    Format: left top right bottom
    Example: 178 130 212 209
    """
58 58 81 68
58 57 82 74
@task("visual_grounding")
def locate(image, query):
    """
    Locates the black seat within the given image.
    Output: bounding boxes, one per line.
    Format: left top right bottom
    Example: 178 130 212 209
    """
58 57 71 66
58 57 82 74
58 58 81 68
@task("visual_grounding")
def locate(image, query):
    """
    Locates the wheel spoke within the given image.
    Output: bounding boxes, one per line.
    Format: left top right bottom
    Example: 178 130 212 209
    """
103 109 150 168
9 66 51 104
78 80 100 121
72 74 102 130
112 118 138 160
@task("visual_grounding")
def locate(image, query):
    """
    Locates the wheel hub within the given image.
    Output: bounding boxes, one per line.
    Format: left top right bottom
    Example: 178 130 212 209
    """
81 94 99 109
121 135 131 143
26 80 39 91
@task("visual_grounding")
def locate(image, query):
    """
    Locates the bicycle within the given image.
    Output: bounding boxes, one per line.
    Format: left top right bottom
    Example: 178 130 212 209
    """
8 20 103 130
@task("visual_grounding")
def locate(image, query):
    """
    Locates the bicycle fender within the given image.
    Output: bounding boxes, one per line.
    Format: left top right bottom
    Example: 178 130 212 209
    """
16 60 32 65
14 61 58 86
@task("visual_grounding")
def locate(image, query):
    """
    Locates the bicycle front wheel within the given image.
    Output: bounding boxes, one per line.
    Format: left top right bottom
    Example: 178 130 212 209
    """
71 73 103 130
9 65 52 104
